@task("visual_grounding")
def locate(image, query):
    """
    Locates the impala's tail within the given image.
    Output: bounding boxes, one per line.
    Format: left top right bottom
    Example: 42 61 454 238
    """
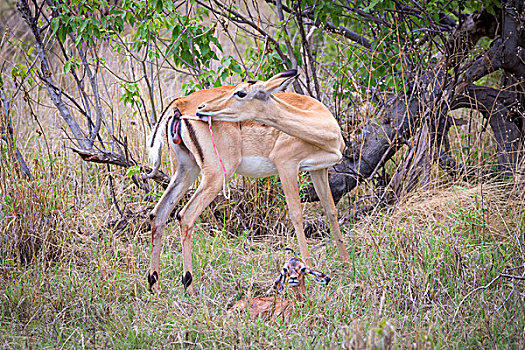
144 102 179 179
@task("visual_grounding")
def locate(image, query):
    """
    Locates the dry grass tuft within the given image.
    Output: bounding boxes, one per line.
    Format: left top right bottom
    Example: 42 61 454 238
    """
0 148 69 265
391 182 519 235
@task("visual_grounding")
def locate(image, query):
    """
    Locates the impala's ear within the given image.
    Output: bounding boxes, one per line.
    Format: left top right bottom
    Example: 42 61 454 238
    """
260 69 299 96
273 270 287 293
305 268 331 285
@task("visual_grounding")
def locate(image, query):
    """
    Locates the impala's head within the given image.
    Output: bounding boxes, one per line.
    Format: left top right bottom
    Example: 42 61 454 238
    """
272 257 331 293
196 69 299 122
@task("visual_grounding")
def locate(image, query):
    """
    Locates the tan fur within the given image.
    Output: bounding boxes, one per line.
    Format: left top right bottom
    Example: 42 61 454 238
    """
148 72 350 295
228 296 295 321
196 76 345 156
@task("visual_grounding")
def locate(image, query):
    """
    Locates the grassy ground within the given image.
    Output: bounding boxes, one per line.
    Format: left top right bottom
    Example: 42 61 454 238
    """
1 4 524 348
1 160 524 349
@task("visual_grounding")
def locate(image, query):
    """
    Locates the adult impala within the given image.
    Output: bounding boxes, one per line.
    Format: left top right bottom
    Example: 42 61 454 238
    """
147 70 350 294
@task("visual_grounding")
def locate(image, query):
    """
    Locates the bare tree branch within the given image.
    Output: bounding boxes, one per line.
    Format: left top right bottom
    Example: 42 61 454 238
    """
266 0 372 48
452 84 523 172
72 147 170 187
17 0 89 149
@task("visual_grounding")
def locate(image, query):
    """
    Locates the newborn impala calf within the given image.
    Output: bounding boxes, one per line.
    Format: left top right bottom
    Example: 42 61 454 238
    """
228 257 331 320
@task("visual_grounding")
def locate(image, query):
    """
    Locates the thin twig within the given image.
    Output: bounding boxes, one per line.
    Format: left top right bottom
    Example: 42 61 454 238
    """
499 273 525 280
452 274 502 323
107 164 122 216
495 273 525 313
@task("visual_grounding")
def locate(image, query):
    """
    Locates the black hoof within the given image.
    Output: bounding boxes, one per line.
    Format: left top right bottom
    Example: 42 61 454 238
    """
181 271 193 290
148 271 158 293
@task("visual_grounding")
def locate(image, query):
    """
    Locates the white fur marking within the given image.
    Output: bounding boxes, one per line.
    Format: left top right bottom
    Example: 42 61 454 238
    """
236 156 278 178
299 161 336 171
299 151 342 171
147 125 164 167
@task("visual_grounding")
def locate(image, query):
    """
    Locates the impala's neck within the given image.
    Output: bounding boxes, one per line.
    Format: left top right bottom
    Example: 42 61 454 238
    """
256 96 342 153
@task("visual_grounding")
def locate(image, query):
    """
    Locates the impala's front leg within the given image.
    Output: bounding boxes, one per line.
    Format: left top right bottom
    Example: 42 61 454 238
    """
148 155 199 293
276 164 313 267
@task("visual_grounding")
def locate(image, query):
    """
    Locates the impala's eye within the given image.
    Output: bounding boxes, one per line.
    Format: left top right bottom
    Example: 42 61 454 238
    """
299 266 307 274
282 267 289 274
234 91 247 98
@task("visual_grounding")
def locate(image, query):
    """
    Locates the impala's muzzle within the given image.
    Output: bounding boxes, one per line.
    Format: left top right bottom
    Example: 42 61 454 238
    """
195 111 210 122
196 104 207 119
288 277 300 287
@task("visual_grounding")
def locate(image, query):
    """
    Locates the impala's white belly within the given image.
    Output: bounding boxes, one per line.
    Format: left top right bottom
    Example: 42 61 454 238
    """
237 156 278 178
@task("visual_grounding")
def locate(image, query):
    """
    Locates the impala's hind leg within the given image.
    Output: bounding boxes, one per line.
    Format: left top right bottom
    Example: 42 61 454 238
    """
175 121 241 295
177 171 228 295
310 169 350 263
148 150 199 293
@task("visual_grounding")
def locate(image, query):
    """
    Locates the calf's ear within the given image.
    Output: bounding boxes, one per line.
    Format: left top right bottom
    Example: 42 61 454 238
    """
273 272 286 292
306 268 331 285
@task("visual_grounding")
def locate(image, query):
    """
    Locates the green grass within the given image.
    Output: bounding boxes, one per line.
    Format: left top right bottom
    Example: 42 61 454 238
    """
1 185 524 349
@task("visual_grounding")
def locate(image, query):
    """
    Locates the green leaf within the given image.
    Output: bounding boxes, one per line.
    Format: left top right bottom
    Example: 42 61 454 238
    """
50 17 60 35
57 26 67 43
231 62 242 74
199 44 210 58
11 64 28 80
363 0 381 13
74 35 82 47
180 50 193 66
78 18 88 33
125 11 136 27
126 165 140 178
63 58 80 73
155 0 163 13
